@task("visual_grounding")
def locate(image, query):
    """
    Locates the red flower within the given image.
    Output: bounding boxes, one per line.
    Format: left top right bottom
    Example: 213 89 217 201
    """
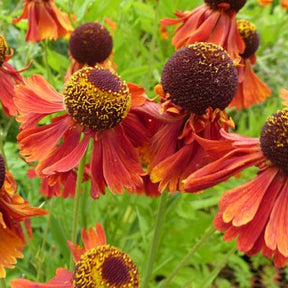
15 66 159 199
64 22 116 82
12 0 74 42
184 109 288 267
0 154 48 278
229 20 271 110
0 34 31 117
160 0 246 60
148 42 237 193
258 0 288 9
10 223 140 287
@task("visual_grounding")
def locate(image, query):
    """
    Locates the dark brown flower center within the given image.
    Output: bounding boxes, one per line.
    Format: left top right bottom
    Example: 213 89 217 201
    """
0 154 5 189
260 109 288 176
237 20 259 58
0 34 8 66
69 22 113 66
63 66 131 130
73 245 140 288
161 42 238 114
204 0 247 11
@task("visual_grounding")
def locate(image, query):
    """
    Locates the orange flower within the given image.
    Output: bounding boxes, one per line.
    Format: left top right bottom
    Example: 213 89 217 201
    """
12 0 74 42
280 88 288 106
10 223 140 287
0 154 48 278
0 34 31 117
184 108 288 267
258 0 288 9
229 20 271 110
148 42 237 193
160 0 246 60
64 22 116 82
15 66 159 199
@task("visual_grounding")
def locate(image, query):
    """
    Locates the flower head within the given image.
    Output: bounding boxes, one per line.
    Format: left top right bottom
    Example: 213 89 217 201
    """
205 0 247 11
183 108 288 267
64 67 130 130
160 1 246 60
10 223 140 287
147 42 236 193
161 42 238 114
69 22 113 66
237 20 259 59
228 20 271 110
0 34 31 117
15 66 158 198
0 154 48 278
12 0 74 42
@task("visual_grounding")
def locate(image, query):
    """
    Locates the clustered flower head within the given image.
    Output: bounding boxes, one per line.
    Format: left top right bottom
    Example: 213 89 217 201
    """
1 0 288 284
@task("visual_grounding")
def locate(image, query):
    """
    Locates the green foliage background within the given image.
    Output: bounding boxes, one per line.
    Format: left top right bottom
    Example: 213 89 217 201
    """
1 0 288 287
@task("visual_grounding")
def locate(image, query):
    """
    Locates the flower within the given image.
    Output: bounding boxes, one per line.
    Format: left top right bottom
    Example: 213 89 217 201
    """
0 33 31 117
258 0 288 9
10 223 140 287
65 22 116 81
0 154 48 278
15 66 159 199
12 0 74 42
229 20 271 110
184 108 288 267
148 42 237 193
160 0 246 60
280 88 288 106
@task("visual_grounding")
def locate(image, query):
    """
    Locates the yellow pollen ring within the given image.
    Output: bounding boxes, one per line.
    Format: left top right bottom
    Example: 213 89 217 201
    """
73 245 140 288
237 20 257 41
0 34 8 66
63 67 131 130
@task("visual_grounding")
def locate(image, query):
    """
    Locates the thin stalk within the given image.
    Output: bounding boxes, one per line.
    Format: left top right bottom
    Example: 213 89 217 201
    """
0 130 8 169
67 0 76 28
200 246 236 288
0 279 7 288
36 198 54 281
69 152 87 270
42 41 51 83
158 225 216 288
147 0 160 90
142 191 169 288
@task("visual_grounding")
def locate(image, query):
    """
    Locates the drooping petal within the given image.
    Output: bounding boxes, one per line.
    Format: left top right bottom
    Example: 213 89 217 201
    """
0 226 24 278
265 178 288 257
10 267 73 288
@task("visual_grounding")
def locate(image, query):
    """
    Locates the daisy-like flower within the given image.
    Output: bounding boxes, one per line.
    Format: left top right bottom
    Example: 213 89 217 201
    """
160 0 246 60
0 154 48 278
258 0 288 9
184 108 288 267
148 42 237 193
229 20 271 110
12 0 74 42
0 33 30 117
15 66 159 199
10 222 140 287
65 22 115 82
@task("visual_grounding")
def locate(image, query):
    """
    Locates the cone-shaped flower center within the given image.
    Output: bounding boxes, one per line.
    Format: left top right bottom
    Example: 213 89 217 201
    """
161 42 238 115
260 109 288 176
237 20 259 58
64 66 131 130
73 245 140 288
204 0 246 11
0 34 8 66
0 154 5 190
69 22 113 66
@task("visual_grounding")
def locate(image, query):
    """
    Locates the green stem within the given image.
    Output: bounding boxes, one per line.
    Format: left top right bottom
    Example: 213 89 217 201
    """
42 41 51 83
200 246 236 288
147 0 160 90
0 130 8 169
67 0 76 28
36 198 54 281
0 278 7 288
69 152 87 270
158 225 216 288
142 191 169 288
